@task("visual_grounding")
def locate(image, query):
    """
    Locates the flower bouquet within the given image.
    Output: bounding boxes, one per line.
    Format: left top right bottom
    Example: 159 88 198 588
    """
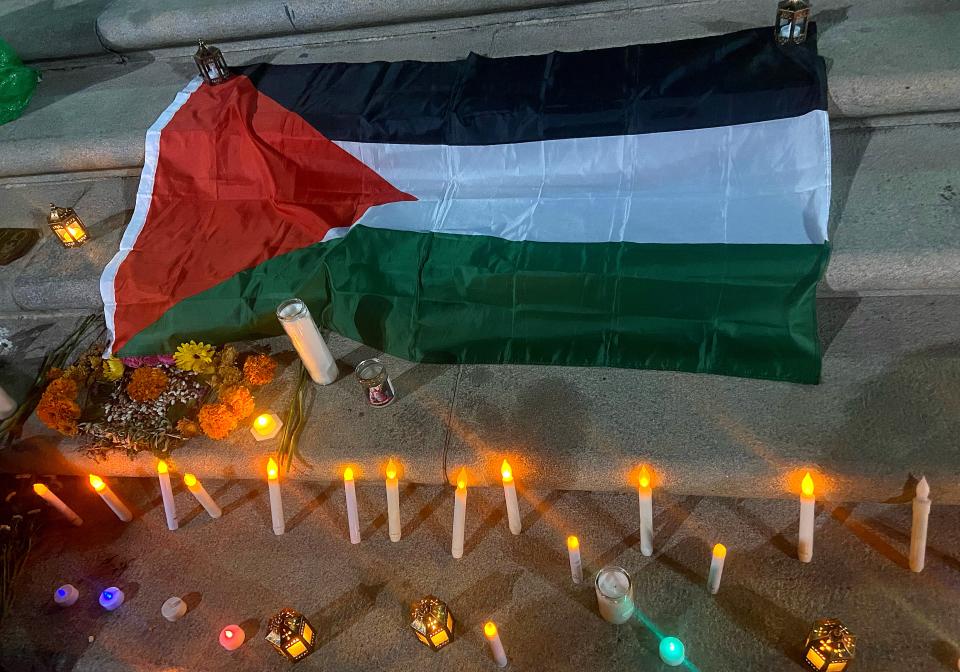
35 339 277 460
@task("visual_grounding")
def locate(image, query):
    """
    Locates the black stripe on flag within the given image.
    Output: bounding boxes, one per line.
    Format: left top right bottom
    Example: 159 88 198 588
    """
238 25 826 146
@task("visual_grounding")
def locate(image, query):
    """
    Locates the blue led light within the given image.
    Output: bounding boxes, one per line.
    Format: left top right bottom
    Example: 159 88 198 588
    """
56 588 66 597
659 636 686 667
103 591 113 601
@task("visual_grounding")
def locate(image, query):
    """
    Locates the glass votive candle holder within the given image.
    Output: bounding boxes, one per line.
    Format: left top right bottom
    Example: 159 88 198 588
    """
595 566 634 624
355 358 396 407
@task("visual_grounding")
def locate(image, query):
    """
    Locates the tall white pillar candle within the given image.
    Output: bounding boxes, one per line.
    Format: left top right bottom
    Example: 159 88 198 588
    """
88 474 132 522
183 473 222 519
156 460 178 531
638 466 654 557
451 468 468 559
567 535 583 584
276 298 338 385
909 477 931 573
385 459 401 542
33 483 83 526
483 621 508 668
707 543 726 594
500 459 522 535
267 458 285 536
0 384 17 420
343 468 361 544
798 472 815 563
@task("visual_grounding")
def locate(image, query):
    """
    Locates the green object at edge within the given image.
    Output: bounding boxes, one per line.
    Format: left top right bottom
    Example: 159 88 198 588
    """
0 38 39 126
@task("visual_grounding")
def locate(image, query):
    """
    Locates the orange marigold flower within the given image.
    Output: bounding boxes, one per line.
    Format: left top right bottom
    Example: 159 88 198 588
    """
45 377 78 400
176 418 201 438
198 403 238 440
46 367 64 381
126 367 169 403
243 354 277 386
220 385 255 420
36 397 81 436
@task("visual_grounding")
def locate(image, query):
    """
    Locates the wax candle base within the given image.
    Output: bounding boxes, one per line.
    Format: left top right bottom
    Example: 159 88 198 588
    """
54 584 79 607
162 596 188 622
99 587 125 611
250 413 283 441
219 625 245 650
659 637 685 666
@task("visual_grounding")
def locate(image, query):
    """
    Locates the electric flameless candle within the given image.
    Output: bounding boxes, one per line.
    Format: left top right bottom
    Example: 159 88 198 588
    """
89 474 132 522
156 460 178 531
32 483 82 526
251 412 282 441
798 472 815 563
267 457 285 535
483 621 508 668
707 543 726 594
385 459 401 542
659 636 686 666
99 587 125 611
219 624 245 650
910 476 931 572
567 535 583 584
183 473 222 518
501 459 522 535
638 465 654 556
162 596 188 622
343 467 360 544
54 584 79 607
451 468 468 559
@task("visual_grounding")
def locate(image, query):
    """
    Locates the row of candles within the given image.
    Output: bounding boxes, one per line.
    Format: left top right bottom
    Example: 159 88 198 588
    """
33 457 933 667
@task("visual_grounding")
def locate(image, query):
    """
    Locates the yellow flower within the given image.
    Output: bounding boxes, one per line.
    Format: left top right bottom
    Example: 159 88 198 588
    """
174 341 215 372
102 357 124 381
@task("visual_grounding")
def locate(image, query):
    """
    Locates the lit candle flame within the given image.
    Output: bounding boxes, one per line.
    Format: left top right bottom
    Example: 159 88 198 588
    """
713 543 727 559
484 621 498 638
456 467 467 490
801 472 814 497
33 483 48 495
567 535 579 550
89 474 105 492
157 460 168 474
267 457 278 480
386 459 397 480
255 414 269 428
344 467 354 481
500 459 513 482
225 628 234 639
639 465 651 489
183 473 198 488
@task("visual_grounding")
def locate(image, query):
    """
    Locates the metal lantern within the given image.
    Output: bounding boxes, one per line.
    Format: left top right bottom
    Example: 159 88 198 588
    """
775 0 811 44
194 39 231 85
410 595 454 651
47 203 89 248
803 618 857 671
265 608 317 662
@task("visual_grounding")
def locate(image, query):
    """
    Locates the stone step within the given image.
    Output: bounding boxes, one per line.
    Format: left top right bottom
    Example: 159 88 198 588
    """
1 292 959 503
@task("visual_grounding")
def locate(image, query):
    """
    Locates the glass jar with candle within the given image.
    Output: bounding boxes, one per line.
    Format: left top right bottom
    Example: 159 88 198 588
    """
595 566 635 624
276 298 338 385
355 358 396 407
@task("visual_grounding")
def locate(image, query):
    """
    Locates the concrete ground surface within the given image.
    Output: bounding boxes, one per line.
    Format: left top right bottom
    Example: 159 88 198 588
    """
1 476 959 671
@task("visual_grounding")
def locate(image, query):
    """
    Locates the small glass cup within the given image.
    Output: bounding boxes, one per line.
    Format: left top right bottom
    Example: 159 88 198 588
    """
356 358 396 407
595 566 635 624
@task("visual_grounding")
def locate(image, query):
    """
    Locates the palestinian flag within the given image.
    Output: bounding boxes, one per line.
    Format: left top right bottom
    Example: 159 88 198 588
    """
101 26 830 383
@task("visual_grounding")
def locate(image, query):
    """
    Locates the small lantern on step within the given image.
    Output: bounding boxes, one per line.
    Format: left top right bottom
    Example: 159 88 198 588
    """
47 203 89 248
410 595 454 651
803 618 857 671
194 39 231 85
775 0 811 44
265 608 316 662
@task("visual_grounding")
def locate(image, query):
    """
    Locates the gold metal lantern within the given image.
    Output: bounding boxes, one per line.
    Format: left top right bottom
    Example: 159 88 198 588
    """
803 618 857 671
265 608 317 662
410 595 454 651
47 204 89 248
775 0 811 45
194 39 231 85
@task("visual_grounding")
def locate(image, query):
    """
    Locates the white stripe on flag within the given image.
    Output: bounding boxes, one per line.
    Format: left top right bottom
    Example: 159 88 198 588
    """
336 110 830 246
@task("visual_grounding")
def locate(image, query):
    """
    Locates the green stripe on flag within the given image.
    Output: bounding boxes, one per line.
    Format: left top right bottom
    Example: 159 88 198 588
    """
121 226 830 383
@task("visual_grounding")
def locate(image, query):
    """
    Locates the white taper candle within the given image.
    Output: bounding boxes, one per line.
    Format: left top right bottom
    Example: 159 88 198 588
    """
909 476 931 573
267 458 285 535
156 460 178 531
33 483 82 526
88 474 132 522
707 543 726 594
638 466 654 557
798 472 815 563
501 460 521 535
343 468 361 544
184 473 221 519
385 460 401 542
567 535 583 584
452 468 468 559
484 621 508 668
